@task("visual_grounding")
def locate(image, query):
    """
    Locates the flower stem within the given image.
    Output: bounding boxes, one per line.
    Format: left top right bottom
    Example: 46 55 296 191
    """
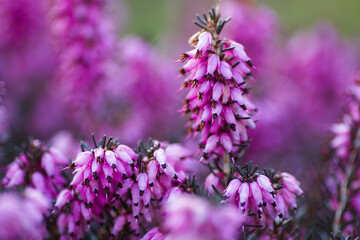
223 152 231 176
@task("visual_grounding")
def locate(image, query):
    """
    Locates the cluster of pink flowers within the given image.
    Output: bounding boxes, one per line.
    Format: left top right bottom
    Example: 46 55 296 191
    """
178 9 256 160
52 136 195 238
2 139 69 199
142 193 245 240
0 188 49 240
222 164 303 224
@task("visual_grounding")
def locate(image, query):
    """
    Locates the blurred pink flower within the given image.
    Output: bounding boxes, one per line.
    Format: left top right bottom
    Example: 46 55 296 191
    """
221 0 278 67
0 188 49 240
2 139 69 199
142 193 245 240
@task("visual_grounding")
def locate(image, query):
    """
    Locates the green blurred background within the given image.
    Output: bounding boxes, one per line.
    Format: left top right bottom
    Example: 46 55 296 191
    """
123 0 360 40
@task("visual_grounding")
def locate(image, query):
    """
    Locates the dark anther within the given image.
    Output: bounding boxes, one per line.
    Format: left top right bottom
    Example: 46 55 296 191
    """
179 68 186 75
246 60 253 67
140 190 144 196
161 163 167 169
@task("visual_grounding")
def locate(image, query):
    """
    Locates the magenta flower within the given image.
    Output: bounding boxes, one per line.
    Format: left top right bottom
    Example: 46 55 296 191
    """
56 136 195 238
205 171 224 195
223 172 275 218
0 188 49 240
222 162 303 224
142 193 245 240
141 227 166 240
124 140 194 222
178 9 256 160
2 139 69 199
69 137 136 209
55 189 93 239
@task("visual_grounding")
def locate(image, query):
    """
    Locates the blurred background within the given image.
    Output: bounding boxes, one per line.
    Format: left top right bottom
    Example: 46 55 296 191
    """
125 0 360 40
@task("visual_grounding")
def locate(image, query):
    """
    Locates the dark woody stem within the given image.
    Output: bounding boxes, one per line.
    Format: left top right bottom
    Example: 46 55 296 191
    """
332 127 360 234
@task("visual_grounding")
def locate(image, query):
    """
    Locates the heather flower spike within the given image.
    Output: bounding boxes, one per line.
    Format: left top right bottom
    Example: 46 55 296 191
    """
223 162 302 222
178 7 256 162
